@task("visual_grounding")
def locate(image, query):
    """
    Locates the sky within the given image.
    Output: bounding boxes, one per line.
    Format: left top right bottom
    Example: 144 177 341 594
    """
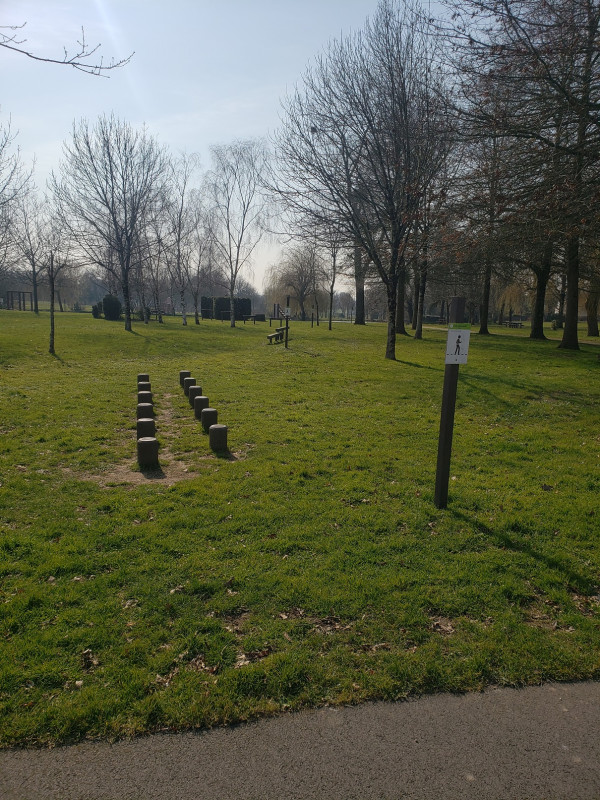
2 0 382 290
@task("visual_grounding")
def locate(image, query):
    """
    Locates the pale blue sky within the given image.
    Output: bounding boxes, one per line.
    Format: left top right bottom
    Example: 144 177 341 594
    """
3 0 385 286
3 1 392 289
3 1 382 181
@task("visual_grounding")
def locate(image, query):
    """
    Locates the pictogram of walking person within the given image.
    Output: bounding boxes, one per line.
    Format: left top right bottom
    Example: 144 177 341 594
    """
454 334 461 355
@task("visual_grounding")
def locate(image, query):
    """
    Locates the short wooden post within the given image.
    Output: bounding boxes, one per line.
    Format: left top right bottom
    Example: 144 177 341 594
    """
137 381 151 392
138 373 150 383
201 407 218 432
188 385 203 407
179 370 191 387
209 424 228 452
137 436 159 468
194 395 209 420
137 402 154 419
137 417 155 438
137 390 153 404
183 377 195 397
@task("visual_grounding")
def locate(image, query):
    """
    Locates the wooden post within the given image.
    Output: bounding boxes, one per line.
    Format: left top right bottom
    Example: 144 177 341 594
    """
434 296 466 510
285 295 290 349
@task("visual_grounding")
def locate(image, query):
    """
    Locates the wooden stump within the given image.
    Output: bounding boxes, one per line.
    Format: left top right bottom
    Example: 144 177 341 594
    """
137 417 155 438
201 407 218 432
138 373 150 383
209 424 228 452
179 370 191 387
137 381 151 392
137 390 153 404
137 402 154 419
183 377 195 397
137 436 159 468
188 385 203 407
194 395 209 420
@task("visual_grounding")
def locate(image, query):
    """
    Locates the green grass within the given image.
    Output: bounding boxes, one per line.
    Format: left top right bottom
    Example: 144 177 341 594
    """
0 310 599 746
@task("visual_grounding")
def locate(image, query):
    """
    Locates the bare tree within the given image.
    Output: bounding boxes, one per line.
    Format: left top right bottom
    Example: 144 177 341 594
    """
0 119 31 277
443 0 600 350
45 218 74 355
205 139 269 327
269 243 320 320
273 0 452 359
13 193 48 312
163 153 200 326
51 115 168 331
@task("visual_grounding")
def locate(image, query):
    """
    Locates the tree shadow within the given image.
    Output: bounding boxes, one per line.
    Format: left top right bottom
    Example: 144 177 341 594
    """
448 508 597 595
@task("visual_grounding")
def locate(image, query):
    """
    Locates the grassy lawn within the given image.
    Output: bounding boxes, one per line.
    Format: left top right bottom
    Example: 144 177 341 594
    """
0 310 599 747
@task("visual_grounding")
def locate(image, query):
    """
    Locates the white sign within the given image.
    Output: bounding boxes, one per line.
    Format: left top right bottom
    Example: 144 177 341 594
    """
284 307 291 318
445 324 470 364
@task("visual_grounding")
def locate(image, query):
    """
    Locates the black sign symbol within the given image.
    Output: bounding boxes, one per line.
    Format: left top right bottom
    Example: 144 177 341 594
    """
454 335 462 355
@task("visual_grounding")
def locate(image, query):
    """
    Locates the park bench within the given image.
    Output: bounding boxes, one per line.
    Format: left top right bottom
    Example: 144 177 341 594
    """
503 321 524 328
267 327 286 344
243 315 256 324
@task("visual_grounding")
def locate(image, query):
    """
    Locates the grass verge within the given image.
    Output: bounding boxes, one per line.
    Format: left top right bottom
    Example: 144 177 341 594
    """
0 311 599 746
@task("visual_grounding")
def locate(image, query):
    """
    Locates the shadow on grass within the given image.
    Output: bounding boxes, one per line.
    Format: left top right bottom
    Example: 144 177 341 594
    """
449 508 598 595
138 465 168 480
215 450 237 461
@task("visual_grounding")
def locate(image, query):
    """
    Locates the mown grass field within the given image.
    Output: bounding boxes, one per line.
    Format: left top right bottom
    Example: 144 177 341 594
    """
0 310 599 747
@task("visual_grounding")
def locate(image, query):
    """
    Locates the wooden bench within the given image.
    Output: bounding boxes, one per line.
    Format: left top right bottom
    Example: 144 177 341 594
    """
502 321 524 328
267 327 286 344
243 315 256 324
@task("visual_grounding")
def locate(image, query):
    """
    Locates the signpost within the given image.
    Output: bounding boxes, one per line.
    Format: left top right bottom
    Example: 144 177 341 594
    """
284 296 290 349
434 297 469 509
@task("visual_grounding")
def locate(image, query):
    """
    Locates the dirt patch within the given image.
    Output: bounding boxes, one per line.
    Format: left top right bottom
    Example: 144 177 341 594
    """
91 459 200 488
62 392 247 487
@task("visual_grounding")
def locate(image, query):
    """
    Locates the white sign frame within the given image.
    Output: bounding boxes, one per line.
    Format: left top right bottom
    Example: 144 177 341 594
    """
445 324 470 365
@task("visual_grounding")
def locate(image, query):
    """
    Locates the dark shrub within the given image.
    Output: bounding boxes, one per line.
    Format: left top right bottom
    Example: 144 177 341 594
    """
102 294 122 321
91 303 102 319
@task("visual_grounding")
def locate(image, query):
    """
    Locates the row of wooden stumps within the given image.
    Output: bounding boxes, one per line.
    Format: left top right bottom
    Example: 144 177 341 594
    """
136 373 159 468
179 370 228 452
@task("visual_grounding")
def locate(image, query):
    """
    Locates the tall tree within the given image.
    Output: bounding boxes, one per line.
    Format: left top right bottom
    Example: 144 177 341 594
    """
0 119 31 277
14 193 47 312
51 115 168 331
274 0 451 359
206 139 269 327
444 0 600 349
164 153 200 326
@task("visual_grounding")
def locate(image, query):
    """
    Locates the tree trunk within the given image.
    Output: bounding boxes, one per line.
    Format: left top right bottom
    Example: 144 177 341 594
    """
49 255 55 355
586 289 599 336
558 235 580 349
328 287 334 331
395 260 408 336
353 242 366 325
57 291 64 313
32 271 39 314
122 265 133 332
530 241 553 340
385 275 398 360
479 260 492 335
230 285 236 328
556 272 566 329
415 266 427 341
180 288 187 326
411 267 419 329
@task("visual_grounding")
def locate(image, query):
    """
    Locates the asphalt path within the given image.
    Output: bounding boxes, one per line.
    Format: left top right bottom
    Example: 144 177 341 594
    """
1 681 599 800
